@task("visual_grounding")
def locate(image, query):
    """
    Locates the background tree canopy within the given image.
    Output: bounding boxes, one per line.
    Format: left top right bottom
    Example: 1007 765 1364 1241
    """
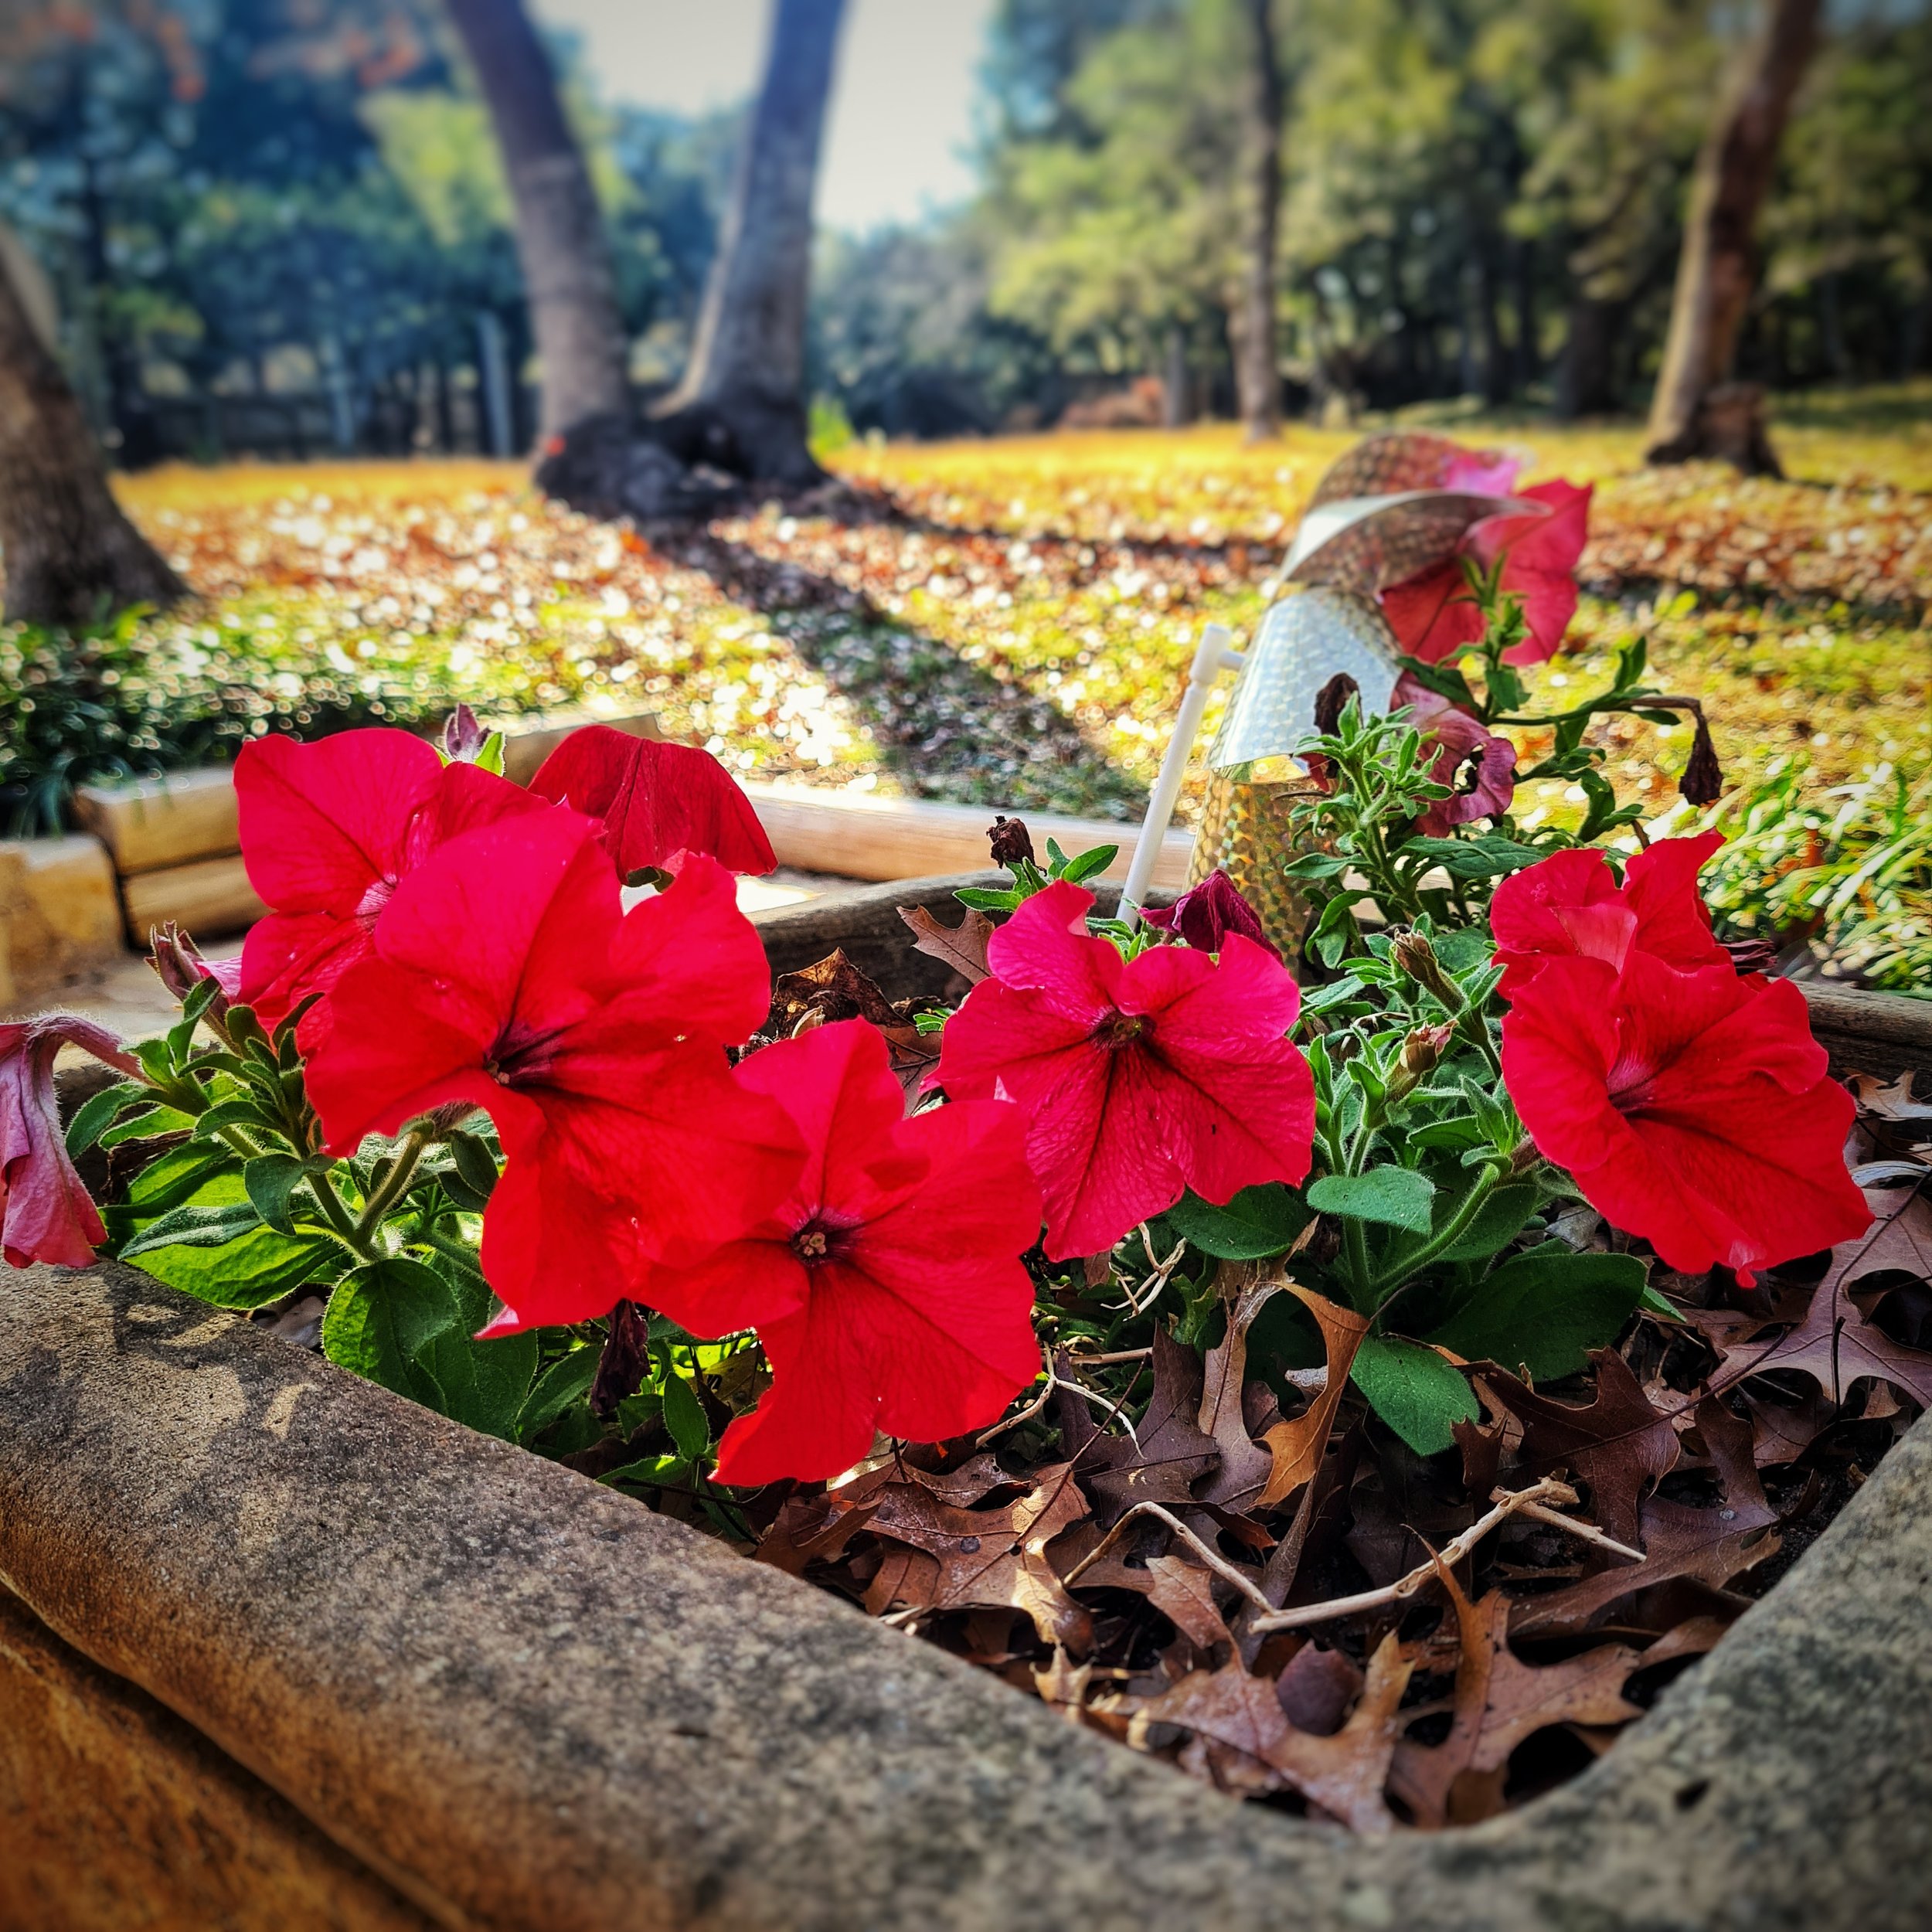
1 0 1927 459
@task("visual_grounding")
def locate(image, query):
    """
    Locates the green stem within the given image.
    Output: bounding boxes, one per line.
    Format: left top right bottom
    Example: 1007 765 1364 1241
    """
354 1130 429 1239
1367 1162 1505 1306
418 1224 487 1278
308 1165 379 1262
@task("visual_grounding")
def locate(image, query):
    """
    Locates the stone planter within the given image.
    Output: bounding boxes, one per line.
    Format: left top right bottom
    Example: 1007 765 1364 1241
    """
5 874 1930 1932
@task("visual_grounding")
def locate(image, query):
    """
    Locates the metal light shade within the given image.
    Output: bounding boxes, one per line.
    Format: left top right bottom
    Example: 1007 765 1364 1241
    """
1204 585 1403 773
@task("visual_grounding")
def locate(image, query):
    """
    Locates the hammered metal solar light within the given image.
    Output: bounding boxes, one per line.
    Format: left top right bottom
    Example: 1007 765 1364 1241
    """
1117 433 1543 954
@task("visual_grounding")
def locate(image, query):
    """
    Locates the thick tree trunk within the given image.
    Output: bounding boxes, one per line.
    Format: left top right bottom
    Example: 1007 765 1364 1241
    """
1233 0 1283 442
662 0 847 486
444 0 630 443
1643 0 1823 471
0 247 182 628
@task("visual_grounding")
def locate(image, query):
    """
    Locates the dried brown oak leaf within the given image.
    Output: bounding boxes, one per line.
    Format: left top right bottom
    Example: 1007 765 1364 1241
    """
1115 1631 1413 1832
1198 1273 1284 1508
770 948 903 1029
1485 1348 1679 1546
1389 1571 1645 1828
1259 1284 1372 1510
1058 1329 1219 1523
898 903 995 985
1730 1181 1932 1410
1511 1396 1779 1636
1847 1072 1932 1124
861 1459 1093 1648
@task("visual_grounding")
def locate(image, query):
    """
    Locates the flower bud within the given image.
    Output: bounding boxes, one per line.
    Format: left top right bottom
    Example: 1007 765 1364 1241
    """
1390 929 1459 1008
146 922 240 1022
988 815 1036 869
1678 709 1725 808
1142 869 1278 958
442 703 488 764
1400 1022 1455 1080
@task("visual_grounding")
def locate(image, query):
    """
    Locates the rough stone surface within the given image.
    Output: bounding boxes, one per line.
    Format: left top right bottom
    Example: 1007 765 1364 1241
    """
0 1586 429 1931
2 1260 1930 1932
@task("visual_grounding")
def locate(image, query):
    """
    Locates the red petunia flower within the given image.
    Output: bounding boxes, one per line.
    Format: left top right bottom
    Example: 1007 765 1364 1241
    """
1 1017 141 1268
1501 950 1867 1283
1142 869 1279 958
1390 672 1518 837
934 881 1314 1260
1382 479 1592 666
645 1019 1043 1485
304 810 802 1327
236 729 545 1028
1490 834 1730 995
529 726 776 879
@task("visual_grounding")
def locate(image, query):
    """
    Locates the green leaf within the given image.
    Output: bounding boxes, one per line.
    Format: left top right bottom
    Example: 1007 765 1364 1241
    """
1427 1246 1648 1381
1161 1183 1309 1260
447 1131 500 1204
192 1097 277 1141
243 1154 311 1236
954 886 1022 910
65 1081 143 1157
420 1322 539 1440
1639 1284 1685 1321
515 1348 601 1442
121 1197 263 1257
1404 834 1544 883
99 1104 196 1149
1435 1182 1542 1264
321 1258 460 1405
1307 1166 1436 1235
475 730 506 777
1350 1334 1478 1455
1058 843 1116 883
124 1141 236 1210
661 1369 711 1461
600 1454 689 1490
134 1226 342 1309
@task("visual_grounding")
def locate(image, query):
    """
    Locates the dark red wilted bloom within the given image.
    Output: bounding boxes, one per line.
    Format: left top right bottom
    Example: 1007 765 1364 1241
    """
934 881 1314 1260
647 1020 1043 1485
530 726 775 879
236 728 545 1028
1489 833 1730 996
1142 869 1279 959
304 810 803 1328
1382 479 1592 666
988 814 1036 869
1 1017 141 1267
1501 951 1867 1283
1390 672 1518 836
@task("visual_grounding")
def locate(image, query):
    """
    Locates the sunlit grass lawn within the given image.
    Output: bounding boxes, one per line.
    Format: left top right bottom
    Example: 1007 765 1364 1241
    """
111 385 1929 832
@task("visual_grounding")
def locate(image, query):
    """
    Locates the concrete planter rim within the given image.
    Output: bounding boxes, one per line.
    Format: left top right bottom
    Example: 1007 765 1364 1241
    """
3 1253 1930 1932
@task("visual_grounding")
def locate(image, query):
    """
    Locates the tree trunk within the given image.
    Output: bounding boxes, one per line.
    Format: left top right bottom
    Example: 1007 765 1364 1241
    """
444 0 630 443
1233 0 1283 442
0 246 182 628
662 0 847 486
1553 294 1625 419
1162 322 1192 427
1643 0 1823 471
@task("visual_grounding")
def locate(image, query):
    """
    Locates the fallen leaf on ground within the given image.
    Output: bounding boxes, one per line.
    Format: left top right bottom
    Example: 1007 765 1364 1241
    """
898 902 995 985
1198 1272 1282 1508
1259 1284 1372 1510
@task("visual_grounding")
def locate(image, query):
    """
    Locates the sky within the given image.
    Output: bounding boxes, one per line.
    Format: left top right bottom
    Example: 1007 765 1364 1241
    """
530 0 998 233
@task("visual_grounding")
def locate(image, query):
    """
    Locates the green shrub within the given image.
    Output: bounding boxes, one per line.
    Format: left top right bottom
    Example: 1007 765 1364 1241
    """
0 610 440 837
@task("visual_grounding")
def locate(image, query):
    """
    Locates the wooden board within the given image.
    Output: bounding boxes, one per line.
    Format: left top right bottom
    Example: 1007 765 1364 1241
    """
742 781 1192 889
121 856 264 947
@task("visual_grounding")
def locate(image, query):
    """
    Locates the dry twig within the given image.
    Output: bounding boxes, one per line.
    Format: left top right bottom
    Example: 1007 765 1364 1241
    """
1247 1478 1638 1634
1060 1500 1274 1614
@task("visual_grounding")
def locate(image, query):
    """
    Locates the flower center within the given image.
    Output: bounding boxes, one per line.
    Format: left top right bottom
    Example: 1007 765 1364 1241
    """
1605 1040 1658 1113
1092 1012 1148 1051
485 1019 571 1088
791 1217 851 1267
354 876 396 924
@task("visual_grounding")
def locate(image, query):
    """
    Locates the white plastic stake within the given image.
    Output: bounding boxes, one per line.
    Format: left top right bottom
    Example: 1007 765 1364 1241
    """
1118 623 1243 929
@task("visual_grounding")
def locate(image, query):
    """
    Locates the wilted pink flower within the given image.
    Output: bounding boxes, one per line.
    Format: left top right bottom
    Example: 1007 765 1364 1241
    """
1 1018 141 1268
1142 870 1279 958
1390 672 1518 836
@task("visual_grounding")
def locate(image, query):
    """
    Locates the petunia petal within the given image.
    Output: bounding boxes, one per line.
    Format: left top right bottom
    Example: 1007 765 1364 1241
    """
529 726 776 877
983 880 1126 1024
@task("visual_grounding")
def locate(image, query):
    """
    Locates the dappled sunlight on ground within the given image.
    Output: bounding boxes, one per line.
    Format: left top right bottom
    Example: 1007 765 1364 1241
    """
105 396 1928 829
